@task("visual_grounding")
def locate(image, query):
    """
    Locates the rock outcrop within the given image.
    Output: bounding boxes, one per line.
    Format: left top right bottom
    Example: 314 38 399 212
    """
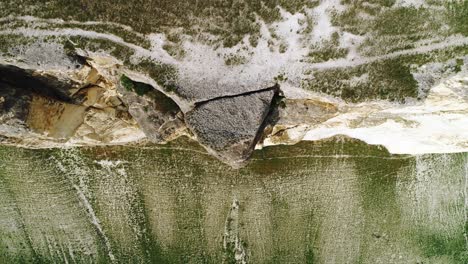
0 65 87 141
186 86 280 167
1 0 467 165
0 57 284 166
117 75 186 143
27 95 87 139
2 51 467 165
0 59 143 147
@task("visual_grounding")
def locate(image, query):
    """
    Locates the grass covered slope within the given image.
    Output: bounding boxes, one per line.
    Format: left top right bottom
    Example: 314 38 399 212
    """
1 0 467 102
0 137 466 263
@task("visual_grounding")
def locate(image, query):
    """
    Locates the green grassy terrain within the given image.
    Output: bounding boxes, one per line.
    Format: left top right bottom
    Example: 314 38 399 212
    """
0 137 466 263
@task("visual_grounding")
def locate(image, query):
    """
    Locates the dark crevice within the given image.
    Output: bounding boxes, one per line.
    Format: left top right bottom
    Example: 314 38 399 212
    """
0 64 77 103
270 125 300 138
120 75 182 114
250 84 283 153
193 84 280 108
0 81 32 121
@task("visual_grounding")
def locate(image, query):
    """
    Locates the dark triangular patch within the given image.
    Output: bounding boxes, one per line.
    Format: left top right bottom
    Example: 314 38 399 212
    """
186 87 278 167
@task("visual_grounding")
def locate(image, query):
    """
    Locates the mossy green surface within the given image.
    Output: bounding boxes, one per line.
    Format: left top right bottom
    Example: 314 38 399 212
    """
0 0 316 48
121 74 181 113
0 137 466 263
1 1 467 103
121 75 152 96
447 0 468 36
307 32 348 63
303 47 468 102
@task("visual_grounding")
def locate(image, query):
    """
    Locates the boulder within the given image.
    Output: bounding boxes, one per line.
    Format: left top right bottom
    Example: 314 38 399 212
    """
185 86 279 167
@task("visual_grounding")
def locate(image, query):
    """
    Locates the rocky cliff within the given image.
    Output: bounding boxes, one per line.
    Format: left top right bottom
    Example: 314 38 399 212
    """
0 138 467 263
0 1 468 262
0 0 467 166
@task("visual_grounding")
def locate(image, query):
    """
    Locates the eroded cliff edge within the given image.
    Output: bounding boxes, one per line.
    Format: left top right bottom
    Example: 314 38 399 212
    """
0 54 287 167
1 0 468 166
1 51 467 167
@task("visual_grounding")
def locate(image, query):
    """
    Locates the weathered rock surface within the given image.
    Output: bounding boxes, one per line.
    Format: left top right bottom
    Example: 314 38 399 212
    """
117 76 186 143
175 71 277 104
276 99 338 126
186 87 279 167
27 95 87 139
0 58 283 166
73 107 141 144
1 53 467 165
0 70 86 140
0 0 467 163
0 2 467 262
0 60 144 146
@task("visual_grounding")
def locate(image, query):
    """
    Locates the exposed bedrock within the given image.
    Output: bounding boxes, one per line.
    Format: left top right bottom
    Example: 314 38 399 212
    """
0 65 87 139
0 61 141 145
118 75 282 167
5 47 466 166
117 75 186 143
0 60 285 167
2 52 467 165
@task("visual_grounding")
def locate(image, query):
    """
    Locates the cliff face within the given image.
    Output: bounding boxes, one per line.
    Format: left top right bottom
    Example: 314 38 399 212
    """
0 138 467 263
0 56 284 166
0 1 467 263
0 0 467 165
0 54 466 166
